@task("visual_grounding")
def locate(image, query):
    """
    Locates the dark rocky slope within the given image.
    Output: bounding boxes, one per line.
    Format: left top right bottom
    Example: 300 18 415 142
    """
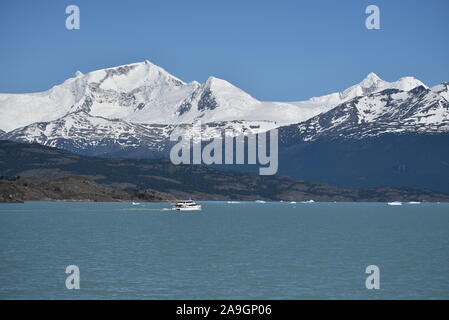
1 140 449 202
0 176 174 203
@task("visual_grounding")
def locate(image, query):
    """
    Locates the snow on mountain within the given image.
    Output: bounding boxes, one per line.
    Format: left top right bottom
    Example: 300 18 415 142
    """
1 110 176 156
0 73 86 132
283 73 427 126
81 61 201 124
1 59 446 158
293 72 426 108
431 82 449 102
0 61 428 133
2 109 278 157
340 72 426 98
0 61 195 132
280 85 449 142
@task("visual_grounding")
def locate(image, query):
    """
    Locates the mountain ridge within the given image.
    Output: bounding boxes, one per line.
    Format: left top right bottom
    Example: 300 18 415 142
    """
280 85 449 142
0 60 436 133
2 60 447 159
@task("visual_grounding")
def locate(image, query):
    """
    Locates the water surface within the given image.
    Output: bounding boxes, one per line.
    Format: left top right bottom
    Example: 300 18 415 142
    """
0 201 448 299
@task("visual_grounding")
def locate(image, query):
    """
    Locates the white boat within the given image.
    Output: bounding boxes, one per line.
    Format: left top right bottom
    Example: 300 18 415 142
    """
408 201 421 204
388 201 402 206
171 200 202 211
132 202 140 205
255 200 266 203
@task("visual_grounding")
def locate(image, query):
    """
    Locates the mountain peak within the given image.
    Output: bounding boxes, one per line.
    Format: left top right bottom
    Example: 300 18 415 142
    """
340 72 386 99
339 73 427 101
365 72 381 81
205 76 231 88
358 72 384 87
394 76 427 91
0 59 439 135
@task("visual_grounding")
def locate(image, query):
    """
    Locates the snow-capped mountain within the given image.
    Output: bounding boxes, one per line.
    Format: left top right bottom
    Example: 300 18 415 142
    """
0 60 428 132
0 111 176 156
1 110 275 157
0 61 195 132
0 59 447 158
294 72 426 108
275 82 449 193
280 85 449 142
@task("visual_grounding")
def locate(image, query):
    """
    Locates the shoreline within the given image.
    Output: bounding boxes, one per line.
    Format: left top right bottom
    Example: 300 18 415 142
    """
1 200 448 204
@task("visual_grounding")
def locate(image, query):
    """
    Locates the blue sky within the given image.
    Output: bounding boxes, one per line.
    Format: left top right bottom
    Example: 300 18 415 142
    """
0 0 448 100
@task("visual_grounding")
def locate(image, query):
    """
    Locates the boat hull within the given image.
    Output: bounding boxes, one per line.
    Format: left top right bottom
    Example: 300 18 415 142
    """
172 205 202 211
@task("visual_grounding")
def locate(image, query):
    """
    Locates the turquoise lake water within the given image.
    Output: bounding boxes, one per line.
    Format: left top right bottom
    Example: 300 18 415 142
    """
0 201 448 299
